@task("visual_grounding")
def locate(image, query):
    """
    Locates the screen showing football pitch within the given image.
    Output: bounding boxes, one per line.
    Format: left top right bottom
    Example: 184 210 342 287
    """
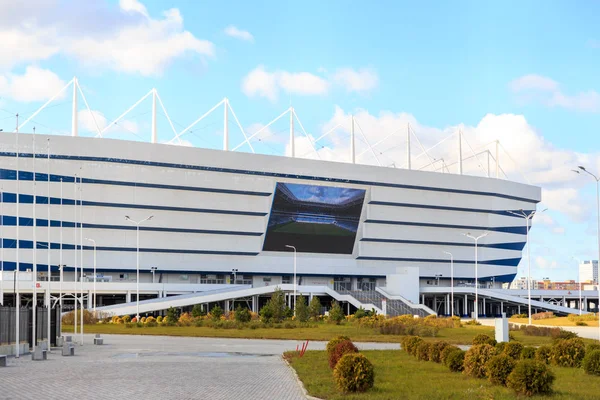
262 182 366 254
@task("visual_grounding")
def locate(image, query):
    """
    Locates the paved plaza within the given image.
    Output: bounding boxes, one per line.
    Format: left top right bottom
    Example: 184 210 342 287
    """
0 334 399 400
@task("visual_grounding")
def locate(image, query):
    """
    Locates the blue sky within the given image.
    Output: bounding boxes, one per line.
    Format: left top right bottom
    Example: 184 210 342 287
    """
1 0 600 280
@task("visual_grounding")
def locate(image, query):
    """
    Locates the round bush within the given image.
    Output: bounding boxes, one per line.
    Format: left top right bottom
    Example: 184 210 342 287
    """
328 340 359 369
503 342 524 359
326 336 351 356
416 342 432 361
404 336 424 356
486 354 517 386
472 334 497 346
506 359 555 396
333 353 375 393
429 341 450 363
583 349 600 376
551 338 586 367
521 346 536 360
441 345 461 366
463 344 496 378
495 342 507 355
447 350 465 372
535 345 552 365
587 343 600 354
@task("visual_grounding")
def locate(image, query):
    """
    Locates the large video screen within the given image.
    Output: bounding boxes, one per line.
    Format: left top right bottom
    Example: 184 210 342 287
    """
262 182 366 254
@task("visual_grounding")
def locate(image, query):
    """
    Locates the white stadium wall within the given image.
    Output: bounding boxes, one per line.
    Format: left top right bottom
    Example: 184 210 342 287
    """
0 132 541 284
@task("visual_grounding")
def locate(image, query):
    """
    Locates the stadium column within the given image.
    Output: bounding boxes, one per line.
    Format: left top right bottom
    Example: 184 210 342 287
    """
458 130 463 175
223 97 228 151
350 115 355 164
289 107 295 157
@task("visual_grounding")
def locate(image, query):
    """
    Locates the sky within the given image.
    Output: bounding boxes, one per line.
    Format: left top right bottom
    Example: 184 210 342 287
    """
1 0 600 281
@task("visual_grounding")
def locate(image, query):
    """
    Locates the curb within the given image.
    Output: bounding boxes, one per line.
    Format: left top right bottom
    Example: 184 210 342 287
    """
282 356 323 400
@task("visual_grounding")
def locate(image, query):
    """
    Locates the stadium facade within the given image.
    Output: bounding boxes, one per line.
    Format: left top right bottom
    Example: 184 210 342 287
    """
0 131 541 304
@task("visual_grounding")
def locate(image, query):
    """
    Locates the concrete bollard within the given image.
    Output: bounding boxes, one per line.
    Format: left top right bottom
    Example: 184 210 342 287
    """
62 343 75 357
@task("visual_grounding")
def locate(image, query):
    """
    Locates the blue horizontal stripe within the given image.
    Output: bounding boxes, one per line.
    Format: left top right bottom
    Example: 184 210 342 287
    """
0 151 539 204
356 255 521 267
364 219 528 235
421 273 517 283
369 201 535 219
0 192 267 217
0 216 263 237
0 168 272 197
360 238 526 251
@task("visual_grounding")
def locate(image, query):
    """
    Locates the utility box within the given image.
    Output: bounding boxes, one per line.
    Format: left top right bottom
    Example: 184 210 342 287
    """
495 313 509 343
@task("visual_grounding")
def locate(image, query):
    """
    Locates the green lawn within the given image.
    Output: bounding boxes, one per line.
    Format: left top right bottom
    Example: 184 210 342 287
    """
61 322 590 346
287 350 600 400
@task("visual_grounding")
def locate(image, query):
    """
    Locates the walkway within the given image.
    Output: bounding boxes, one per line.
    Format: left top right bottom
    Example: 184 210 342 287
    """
476 318 600 340
0 334 399 400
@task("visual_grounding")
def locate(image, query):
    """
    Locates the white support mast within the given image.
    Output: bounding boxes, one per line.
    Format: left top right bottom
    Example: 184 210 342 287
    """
350 116 355 164
458 130 463 175
495 140 500 178
15 126 20 358
151 89 157 144
72 78 78 137
407 123 412 170
223 98 229 151
289 107 295 158
46 138 51 349
32 135 37 352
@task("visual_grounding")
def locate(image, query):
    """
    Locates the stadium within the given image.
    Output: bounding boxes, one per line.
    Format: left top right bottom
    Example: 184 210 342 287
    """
2 81 583 322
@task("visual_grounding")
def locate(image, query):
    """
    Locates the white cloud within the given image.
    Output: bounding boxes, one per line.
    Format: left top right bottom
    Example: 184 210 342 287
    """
241 66 378 101
333 68 379 93
536 256 559 270
552 226 566 235
78 109 139 136
510 74 600 113
0 2 214 76
224 25 254 42
0 66 66 102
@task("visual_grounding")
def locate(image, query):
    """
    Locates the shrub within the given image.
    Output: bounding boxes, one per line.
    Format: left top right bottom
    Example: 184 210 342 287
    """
145 319 158 327
294 295 309 323
464 319 481 326
210 305 224 321
583 349 600 376
234 306 251 323
379 318 439 337
441 345 461 366
333 354 375 393
177 312 193 326
551 338 586 367
503 342 524 359
472 334 496 346
122 315 131 323
156 315 163 324
576 321 588 326
308 296 322 320
506 359 555 396
402 336 423 356
328 340 359 369
447 350 465 372
130 317 136 323
511 313 527 319
521 346 536 360
354 307 368 319
166 307 179 324
260 289 287 323
495 342 507 355
587 343 600 354
463 344 496 378
327 336 351 356
192 304 205 318
486 354 517 386
532 311 555 320
429 341 449 363
329 301 345 325
509 323 578 340
61 309 100 325
535 345 552 365
416 342 432 361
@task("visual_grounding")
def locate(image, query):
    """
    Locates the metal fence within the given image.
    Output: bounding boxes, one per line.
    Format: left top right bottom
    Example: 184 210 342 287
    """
0 306 62 347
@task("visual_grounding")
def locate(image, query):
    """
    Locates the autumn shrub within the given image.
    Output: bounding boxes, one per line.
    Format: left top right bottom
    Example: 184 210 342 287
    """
511 313 527 319
441 345 461 366
328 340 359 369
551 338 586 367
402 336 423 356
333 354 375 393
326 336 351 357
122 315 132 323
506 359 555 396
177 312 194 327
521 346 536 359
61 309 99 325
503 342 524 359
535 345 552 365
495 342 507 355
447 350 465 372
463 344 496 378
587 343 600 354
428 341 449 363
509 323 577 340
472 334 496 346
416 342 432 361
583 349 600 376
486 354 517 386
531 311 555 320
156 315 163 324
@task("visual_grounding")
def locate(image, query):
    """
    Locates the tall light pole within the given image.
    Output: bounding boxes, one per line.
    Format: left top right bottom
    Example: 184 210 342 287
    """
507 208 546 326
574 166 600 342
442 251 454 316
464 232 489 321
1 184 3 306
573 256 582 315
125 215 153 320
85 238 97 314
285 245 297 315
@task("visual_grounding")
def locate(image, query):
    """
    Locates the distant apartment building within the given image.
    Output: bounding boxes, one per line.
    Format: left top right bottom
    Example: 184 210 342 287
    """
538 279 580 290
505 277 539 290
579 260 598 284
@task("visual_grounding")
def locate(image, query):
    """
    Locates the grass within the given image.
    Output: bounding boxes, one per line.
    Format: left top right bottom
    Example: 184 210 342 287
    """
511 317 599 327
286 349 600 400
61 322 589 346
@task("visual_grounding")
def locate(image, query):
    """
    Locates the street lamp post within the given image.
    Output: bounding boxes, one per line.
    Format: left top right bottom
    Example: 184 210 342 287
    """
85 238 97 314
125 215 153 320
464 232 489 321
507 209 546 326
574 166 600 342
285 245 297 316
442 251 454 316
573 257 582 315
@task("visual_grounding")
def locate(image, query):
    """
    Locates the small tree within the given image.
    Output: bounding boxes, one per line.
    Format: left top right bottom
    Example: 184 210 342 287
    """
329 301 345 325
210 304 224 321
309 296 322 320
192 304 205 318
234 306 251 323
166 307 179 325
295 295 309 323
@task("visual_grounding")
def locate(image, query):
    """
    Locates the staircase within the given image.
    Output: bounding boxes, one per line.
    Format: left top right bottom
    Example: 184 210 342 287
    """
338 290 433 317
